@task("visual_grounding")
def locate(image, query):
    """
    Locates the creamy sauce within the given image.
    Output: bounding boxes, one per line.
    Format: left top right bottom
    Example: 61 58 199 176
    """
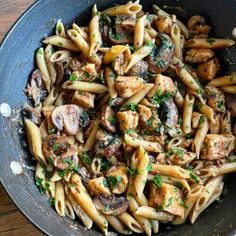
0 103 12 117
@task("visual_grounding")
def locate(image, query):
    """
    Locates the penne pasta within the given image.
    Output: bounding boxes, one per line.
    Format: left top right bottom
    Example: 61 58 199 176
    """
196 101 216 123
220 110 232 134
220 85 236 94
104 45 128 64
185 38 235 49
72 23 90 42
43 86 58 106
105 67 118 98
209 113 221 134
65 198 75 220
171 23 183 61
55 181 66 217
208 73 236 87
103 3 142 16
55 19 66 38
83 120 99 152
134 15 146 50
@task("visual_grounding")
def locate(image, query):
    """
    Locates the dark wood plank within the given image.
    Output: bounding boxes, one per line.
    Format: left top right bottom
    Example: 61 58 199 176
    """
0 0 42 235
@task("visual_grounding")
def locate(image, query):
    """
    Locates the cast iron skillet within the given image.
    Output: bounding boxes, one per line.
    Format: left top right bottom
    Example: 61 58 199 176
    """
0 0 236 235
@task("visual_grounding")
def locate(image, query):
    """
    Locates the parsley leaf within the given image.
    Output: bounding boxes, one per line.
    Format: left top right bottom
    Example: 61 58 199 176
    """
151 90 173 105
107 176 121 187
69 74 77 81
153 174 162 188
146 162 152 172
81 152 92 165
128 167 139 177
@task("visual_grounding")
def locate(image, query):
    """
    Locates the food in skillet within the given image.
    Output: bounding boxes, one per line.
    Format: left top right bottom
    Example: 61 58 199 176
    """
24 1 236 235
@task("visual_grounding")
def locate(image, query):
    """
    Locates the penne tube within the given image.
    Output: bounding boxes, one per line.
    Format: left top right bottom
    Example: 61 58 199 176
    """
89 15 102 55
185 38 235 49
182 93 195 134
128 197 152 236
140 98 157 107
151 164 190 179
153 4 189 39
134 15 146 50
171 23 183 61
44 44 57 86
151 219 159 233
124 40 155 72
55 181 65 217
70 174 108 234
35 162 46 190
124 134 163 153
148 174 191 191
46 180 55 199
208 73 236 87
36 48 51 92
103 3 142 16
43 36 80 51
118 212 143 233
134 147 149 197
172 185 204 225
145 27 158 38
220 110 232 134
72 23 90 42
25 119 47 165
135 206 174 221
98 47 110 54
83 120 99 152
144 31 152 44
62 81 108 94
209 113 221 134
174 88 185 108
190 176 223 223
67 29 101 66
220 85 236 94
43 87 58 106
105 67 118 98
104 45 128 64
92 4 98 17
67 190 93 229
55 19 66 38
196 101 215 123
200 161 236 177
50 170 62 182
105 215 132 235
121 83 154 109
39 120 48 139
50 50 71 63
191 115 209 158
65 198 75 220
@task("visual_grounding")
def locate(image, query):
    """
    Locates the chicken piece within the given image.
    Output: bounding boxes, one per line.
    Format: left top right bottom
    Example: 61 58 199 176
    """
148 74 175 97
138 104 152 124
87 176 111 196
205 86 225 113
115 76 143 98
149 183 184 217
72 91 95 110
169 151 197 166
185 49 215 63
201 134 235 160
192 112 202 128
101 105 117 133
116 111 139 132
73 63 97 81
106 166 128 194
197 58 220 81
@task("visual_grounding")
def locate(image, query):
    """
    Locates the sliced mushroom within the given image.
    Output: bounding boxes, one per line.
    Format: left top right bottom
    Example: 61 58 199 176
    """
108 27 133 45
51 104 89 135
225 94 236 118
25 69 47 106
68 58 81 71
54 155 78 170
126 60 148 77
95 129 122 158
109 97 126 108
146 33 175 74
93 194 128 215
159 99 178 128
101 105 117 133
77 166 91 185
22 104 42 125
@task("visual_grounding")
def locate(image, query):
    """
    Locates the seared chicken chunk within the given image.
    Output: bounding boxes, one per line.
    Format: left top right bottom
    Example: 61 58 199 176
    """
148 74 175 97
72 91 95 110
201 134 235 160
185 49 215 63
116 111 139 132
87 176 111 196
149 183 184 217
205 86 225 113
101 105 117 133
106 166 128 194
115 76 143 98
138 104 152 124
197 58 220 80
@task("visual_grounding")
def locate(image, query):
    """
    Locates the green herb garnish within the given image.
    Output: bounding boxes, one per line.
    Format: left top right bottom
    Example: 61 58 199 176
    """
107 176 121 187
69 74 77 81
153 174 162 188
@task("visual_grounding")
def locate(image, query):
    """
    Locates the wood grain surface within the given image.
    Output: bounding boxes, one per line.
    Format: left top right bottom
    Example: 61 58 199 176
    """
0 0 42 235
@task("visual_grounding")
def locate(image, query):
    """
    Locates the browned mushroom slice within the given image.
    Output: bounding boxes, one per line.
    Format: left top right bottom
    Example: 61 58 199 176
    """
109 97 126 108
126 60 148 77
22 104 42 125
108 27 133 45
25 69 47 106
101 106 117 133
51 104 89 135
93 194 128 215
95 129 122 158
54 155 78 170
146 33 175 74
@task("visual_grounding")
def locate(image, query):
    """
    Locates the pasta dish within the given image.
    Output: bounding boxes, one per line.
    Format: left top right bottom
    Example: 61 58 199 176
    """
23 1 236 235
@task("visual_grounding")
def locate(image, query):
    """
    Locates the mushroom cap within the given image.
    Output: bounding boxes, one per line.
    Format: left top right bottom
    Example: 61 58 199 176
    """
93 194 128 215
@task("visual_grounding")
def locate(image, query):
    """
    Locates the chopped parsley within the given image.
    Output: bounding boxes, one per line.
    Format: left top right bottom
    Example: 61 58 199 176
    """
151 90 173 105
49 128 56 134
62 158 73 165
102 178 109 187
121 103 138 112
128 167 139 177
107 116 117 125
146 41 155 48
49 197 55 207
178 199 188 209
69 74 77 81
166 147 185 160
48 156 54 164
166 197 173 207
206 38 216 45
129 46 135 53
112 33 122 40
217 100 225 110
126 128 135 134
107 176 121 187
35 177 50 193
174 182 183 190
81 152 92 165
186 167 200 183
156 60 166 68
153 174 162 188
100 158 113 171
146 162 152 172
68 183 76 188
199 115 205 124
53 144 60 151
58 169 67 177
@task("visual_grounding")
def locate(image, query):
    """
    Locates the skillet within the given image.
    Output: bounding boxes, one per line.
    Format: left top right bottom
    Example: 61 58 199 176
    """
0 0 236 235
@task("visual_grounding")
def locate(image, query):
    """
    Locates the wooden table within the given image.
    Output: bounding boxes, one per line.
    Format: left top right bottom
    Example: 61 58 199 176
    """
0 1 42 235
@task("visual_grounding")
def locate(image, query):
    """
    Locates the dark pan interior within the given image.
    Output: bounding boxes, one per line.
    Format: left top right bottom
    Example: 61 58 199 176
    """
0 0 236 235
